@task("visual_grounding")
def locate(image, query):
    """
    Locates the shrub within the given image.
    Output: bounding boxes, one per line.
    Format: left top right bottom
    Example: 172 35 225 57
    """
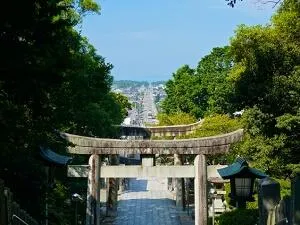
185 114 242 138
157 112 196 126
274 178 291 197
215 209 258 225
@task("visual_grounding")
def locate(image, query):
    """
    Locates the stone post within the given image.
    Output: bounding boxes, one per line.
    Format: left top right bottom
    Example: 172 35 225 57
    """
107 154 119 216
0 179 6 225
174 154 185 209
194 154 208 225
258 177 281 225
86 154 101 225
291 175 300 225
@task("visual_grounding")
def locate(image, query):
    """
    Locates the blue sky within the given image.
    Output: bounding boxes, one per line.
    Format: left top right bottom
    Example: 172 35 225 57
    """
81 0 277 81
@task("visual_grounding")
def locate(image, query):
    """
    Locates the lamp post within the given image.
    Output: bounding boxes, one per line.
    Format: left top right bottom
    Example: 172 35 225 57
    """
217 158 267 209
72 193 83 225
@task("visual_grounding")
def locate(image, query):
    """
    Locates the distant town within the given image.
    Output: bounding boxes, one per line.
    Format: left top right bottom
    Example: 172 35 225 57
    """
112 80 167 126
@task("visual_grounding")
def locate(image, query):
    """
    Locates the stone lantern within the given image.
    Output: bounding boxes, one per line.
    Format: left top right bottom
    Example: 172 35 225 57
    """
217 157 267 208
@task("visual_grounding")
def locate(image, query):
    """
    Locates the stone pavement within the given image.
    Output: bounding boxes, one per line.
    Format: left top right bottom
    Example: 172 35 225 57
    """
102 177 194 225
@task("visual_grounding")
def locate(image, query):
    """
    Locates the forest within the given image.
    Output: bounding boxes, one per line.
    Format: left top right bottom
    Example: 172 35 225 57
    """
0 0 131 224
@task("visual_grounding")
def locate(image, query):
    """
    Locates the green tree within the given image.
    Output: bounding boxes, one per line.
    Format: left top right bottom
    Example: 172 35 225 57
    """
229 0 300 176
162 47 235 118
111 92 132 119
195 46 235 115
162 65 202 117
0 0 128 223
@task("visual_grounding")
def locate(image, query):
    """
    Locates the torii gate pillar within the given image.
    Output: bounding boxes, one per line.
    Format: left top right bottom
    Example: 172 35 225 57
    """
63 129 244 225
194 154 208 225
86 154 101 225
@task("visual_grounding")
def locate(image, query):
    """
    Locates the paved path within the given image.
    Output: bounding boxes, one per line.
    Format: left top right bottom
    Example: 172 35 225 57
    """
104 178 183 225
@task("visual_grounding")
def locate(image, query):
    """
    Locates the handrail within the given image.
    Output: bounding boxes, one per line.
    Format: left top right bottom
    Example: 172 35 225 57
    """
12 214 30 225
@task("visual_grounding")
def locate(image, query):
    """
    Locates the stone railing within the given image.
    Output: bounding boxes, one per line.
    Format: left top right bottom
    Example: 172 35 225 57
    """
0 179 39 225
118 120 203 139
147 120 203 138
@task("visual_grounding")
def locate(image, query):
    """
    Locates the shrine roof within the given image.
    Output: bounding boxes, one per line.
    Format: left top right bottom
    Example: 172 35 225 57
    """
217 157 267 179
40 147 72 165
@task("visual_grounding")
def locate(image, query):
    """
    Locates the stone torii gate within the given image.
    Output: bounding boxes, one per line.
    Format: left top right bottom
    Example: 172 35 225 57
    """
63 129 243 225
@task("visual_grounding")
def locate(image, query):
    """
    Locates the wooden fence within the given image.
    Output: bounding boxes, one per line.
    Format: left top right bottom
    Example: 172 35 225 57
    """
0 179 39 225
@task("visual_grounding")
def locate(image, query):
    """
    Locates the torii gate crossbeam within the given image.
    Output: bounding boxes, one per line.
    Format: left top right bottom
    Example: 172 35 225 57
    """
63 129 243 225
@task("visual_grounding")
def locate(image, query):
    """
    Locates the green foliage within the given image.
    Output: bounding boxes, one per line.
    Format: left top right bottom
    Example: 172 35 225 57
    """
48 181 72 225
275 178 291 197
229 0 300 177
162 65 203 117
80 0 100 13
186 114 242 138
217 183 259 224
235 133 288 176
111 92 132 121
224 183 232 208
157 112 197 126
195 47 235 115
216 184 259 224
0 0 128 223
215 209 259 225
160 0 300 178
162 47 235 119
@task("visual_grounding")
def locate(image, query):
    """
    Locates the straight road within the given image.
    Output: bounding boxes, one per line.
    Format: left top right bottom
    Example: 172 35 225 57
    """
141 85 158 125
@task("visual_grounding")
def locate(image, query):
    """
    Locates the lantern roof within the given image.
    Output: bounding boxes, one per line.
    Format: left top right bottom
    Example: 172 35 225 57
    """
217 157 267 179
40 146 72 165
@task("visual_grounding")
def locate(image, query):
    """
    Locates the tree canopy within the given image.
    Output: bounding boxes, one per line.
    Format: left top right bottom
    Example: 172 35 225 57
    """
229 0 300 176
161 0 300 177
0 0 130 223
162 47 234 118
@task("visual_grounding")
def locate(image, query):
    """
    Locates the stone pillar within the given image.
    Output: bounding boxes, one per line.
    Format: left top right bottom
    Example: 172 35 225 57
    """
107 154 119 216
291 175 300 225
258 177 280 225
194 154 208 225
86 154 101 225
174 154 185 208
